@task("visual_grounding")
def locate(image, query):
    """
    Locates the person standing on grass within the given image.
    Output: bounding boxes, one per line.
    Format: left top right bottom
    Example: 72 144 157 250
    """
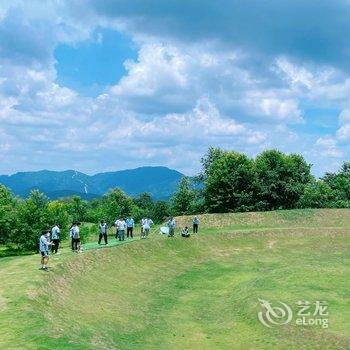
115 217 127 241
71 222 81 252
69 223 75 251
126 217 135 238
98 220 108 245
142 217 153 239
193 216 200 234
140 218 146 237
167 217 176 237
51 223 61 254
39 230 54 271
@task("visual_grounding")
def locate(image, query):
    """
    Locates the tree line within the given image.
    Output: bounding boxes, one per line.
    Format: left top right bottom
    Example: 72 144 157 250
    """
171 147 350 214
1 147 349 252
0 188 171 252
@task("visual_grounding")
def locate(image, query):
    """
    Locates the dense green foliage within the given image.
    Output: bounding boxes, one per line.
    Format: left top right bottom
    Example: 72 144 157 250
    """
0 186 170 252
204 152 256 212
254 150 312 210
0 185 17 245
298 161 350 208
170 148 349 215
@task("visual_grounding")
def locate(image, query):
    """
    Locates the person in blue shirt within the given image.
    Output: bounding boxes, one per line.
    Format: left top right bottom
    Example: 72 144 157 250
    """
126 217 135 238
39 230 54 271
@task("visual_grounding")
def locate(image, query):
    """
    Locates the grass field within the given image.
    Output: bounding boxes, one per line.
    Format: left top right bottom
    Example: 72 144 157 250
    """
1 209 350 349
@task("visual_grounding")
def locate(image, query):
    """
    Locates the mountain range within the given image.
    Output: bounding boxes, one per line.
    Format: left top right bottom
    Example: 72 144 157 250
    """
0 166 184 200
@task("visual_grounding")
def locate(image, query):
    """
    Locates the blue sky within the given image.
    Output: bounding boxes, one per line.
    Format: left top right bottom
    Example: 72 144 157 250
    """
0 0 350 176
55 28 137 96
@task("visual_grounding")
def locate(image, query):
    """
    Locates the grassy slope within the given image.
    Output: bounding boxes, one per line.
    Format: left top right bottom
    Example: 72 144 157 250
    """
1 209 350 349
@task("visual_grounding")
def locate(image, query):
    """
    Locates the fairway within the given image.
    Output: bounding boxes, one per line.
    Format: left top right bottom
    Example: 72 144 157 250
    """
1 209 350 349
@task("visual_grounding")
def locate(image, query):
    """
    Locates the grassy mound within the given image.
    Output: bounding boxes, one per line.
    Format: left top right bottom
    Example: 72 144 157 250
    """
1 209 350 349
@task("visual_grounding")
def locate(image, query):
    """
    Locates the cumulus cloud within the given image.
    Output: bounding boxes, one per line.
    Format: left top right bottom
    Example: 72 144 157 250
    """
337 124 350 142
0 0 350 176
316 136 342 158
85 0 350 71
108 42 303 123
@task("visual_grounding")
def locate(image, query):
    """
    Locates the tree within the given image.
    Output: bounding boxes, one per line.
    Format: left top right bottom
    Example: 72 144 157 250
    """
204 151 256 213
47 200 70 240
14 190 50 250
65 196 88 222
0 185 18 245
99 189 136 225
198 147 226 181
340 161 350 178
150 200 171 223
132 193 154 220
133 193 154 211
254 150 312 210
322 161 350 206
297 180 333 208
171 177 197 215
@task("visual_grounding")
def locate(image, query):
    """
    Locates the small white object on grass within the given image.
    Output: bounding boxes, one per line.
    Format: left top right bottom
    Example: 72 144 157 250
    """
160 227 169 235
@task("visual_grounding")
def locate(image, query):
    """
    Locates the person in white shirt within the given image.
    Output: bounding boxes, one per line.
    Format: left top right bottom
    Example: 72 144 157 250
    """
142 218 153 239
71 222 81 252
69 223 75 251
193 216 200 234
51 223 61 254
98 220 108 245
115 218 127 241
167 217 176 237
140 218 146 237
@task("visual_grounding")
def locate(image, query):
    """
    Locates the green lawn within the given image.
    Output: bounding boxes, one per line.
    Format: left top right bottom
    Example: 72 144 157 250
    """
1 209 350 349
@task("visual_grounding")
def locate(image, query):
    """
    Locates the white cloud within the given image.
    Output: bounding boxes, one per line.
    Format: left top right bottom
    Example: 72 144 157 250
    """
336 124 350 142
240 91 303 122
0 1 349 177
339 109 350 123
112 44 189 97
316 136 342 158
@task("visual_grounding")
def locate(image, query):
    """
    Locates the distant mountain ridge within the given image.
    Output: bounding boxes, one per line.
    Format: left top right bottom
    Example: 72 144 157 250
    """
0 166 184 200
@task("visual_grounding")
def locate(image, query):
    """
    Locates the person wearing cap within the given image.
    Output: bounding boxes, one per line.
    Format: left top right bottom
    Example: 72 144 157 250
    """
98 220 108 245
39 230 54 271
51 223 61 254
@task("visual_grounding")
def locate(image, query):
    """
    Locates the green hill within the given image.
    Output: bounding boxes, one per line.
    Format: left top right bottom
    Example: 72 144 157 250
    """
1 209 350 349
